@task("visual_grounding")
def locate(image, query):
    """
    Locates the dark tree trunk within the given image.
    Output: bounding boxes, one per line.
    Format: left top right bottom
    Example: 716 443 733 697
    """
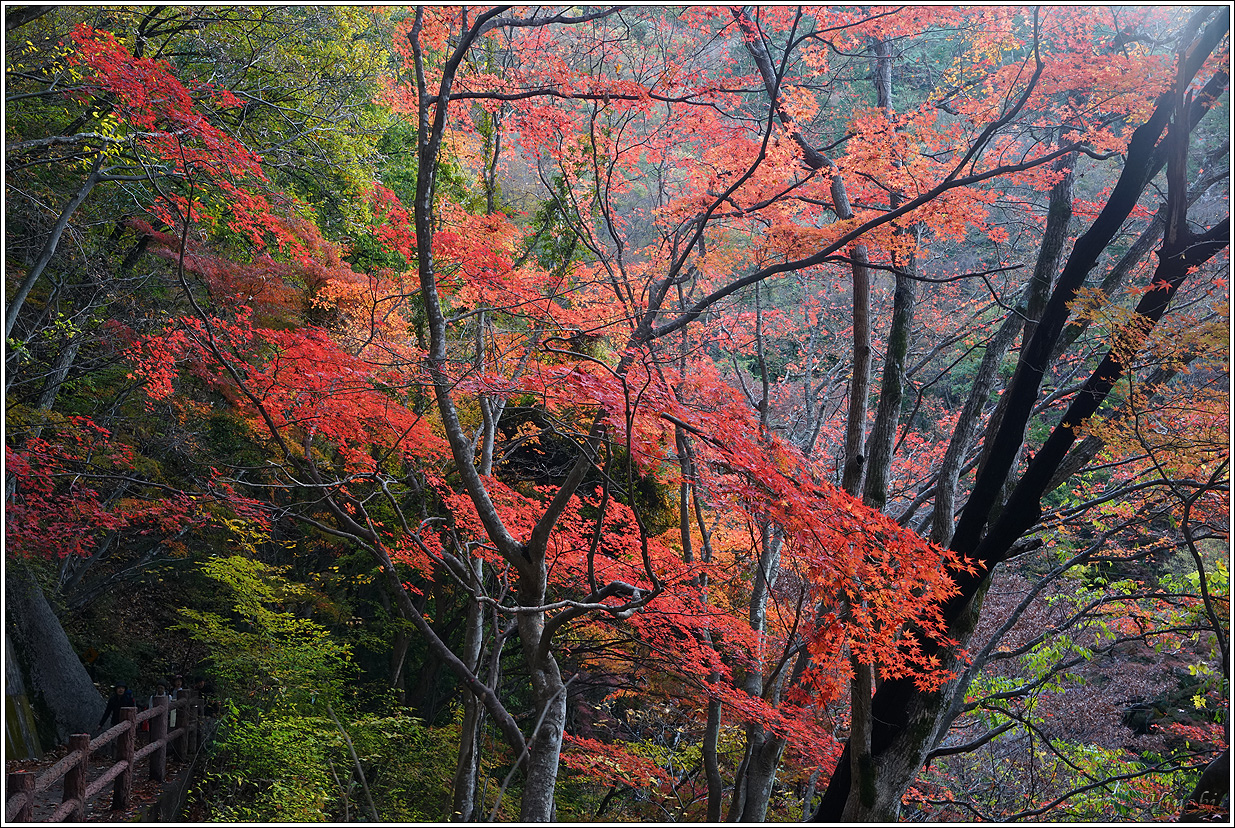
703 695 724 821
1180 748 1229 821
861 264 915 510
931 149 1075 546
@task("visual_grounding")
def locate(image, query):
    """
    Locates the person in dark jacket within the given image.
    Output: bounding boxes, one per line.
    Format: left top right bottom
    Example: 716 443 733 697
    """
98 682 135 757
98 682 135 729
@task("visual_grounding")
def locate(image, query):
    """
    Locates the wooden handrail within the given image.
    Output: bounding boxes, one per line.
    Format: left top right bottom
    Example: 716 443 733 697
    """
4 691 207 823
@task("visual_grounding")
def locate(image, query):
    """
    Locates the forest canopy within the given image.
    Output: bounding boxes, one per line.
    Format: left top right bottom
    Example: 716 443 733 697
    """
4 5 1229 822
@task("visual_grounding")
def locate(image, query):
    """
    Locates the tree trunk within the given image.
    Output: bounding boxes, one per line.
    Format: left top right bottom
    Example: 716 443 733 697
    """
676 422 726 822
832 176 873 497
703 694 724 821
843 657 877 820
451 592 486 821
389 629 410 704
516 593 567 822
730 3 873 501
5 159 102 342
727 523 785 820
928 312 1022 547
737 726 787 822
862 37 917 512
36 333 82 412
1180 748 1229 820
5 632 44 759
861 263 916 511
1054 145 1226 361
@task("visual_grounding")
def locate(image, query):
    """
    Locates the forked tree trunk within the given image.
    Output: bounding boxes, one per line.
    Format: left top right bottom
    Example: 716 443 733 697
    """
737 728 787 822
673 422 727 821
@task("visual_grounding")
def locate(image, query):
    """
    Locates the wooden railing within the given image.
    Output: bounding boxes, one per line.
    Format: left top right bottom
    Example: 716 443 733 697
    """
5 691 205 823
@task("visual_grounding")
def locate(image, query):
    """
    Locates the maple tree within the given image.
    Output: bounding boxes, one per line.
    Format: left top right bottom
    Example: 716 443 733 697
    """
5 5 1229 823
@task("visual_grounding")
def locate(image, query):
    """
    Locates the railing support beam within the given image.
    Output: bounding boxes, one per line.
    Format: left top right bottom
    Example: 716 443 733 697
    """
63 733 89 819
112 707 136 811
6 771 35 822
150 694 169 782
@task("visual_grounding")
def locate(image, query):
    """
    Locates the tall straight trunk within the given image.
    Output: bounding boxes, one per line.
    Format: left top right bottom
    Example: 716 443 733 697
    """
733 3 873 491
862 38 917 512
727 520 783 821
703 695 724 821
843 655 875 820
451 576 487 821
861 262 915 510
833 178 873 497
455 308 502 820
726 276 794 820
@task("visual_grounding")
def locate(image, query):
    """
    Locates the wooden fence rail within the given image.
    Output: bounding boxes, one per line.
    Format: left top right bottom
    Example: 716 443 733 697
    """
5 691 204 823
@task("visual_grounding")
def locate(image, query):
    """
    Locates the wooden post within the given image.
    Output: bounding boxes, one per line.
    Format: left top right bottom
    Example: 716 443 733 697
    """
150 693 169 781
7 770 35 821
112 706 136 810
186 690 199 755
63 733 90 819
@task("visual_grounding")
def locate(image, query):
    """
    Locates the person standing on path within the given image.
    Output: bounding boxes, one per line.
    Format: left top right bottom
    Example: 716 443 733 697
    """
97 682 135 757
